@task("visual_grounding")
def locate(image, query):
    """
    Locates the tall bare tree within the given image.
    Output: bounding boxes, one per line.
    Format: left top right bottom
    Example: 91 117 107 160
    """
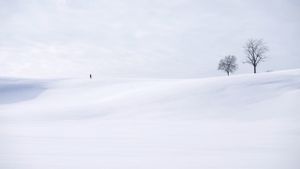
244 39 268 74
218 55 238 76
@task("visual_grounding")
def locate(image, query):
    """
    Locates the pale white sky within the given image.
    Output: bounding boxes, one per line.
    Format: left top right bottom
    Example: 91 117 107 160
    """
0 0 299 78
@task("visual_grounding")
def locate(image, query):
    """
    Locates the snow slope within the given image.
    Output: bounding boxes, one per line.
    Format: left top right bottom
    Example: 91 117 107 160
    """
0 69 300 169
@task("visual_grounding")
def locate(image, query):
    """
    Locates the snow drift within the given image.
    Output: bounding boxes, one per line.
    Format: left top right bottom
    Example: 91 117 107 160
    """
0 69 300 169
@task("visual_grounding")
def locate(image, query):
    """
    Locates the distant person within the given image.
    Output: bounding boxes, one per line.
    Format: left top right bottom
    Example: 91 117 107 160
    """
90 74 92 79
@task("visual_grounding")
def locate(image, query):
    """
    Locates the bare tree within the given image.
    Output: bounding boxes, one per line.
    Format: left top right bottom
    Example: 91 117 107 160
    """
244 39 268 74
218 55 238 76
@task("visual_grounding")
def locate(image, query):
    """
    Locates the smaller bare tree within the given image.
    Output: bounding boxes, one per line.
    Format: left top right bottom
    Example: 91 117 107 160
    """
244 39 268 74
218 55 238 76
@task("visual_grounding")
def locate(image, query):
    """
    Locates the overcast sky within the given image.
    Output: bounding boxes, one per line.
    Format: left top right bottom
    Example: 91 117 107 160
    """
0 0 299 78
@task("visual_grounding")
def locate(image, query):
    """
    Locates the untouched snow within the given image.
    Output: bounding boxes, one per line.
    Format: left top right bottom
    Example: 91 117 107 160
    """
0 69 300 169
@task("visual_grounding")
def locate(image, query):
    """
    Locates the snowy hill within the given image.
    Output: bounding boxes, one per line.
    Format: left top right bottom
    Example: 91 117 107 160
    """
0 69 300 169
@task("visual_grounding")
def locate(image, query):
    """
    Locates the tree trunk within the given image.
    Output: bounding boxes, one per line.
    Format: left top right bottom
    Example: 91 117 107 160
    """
227 71 229 76
254 65 257 74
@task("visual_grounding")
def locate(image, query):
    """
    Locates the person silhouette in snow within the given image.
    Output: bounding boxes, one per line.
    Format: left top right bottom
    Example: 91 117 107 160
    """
90 74 92 79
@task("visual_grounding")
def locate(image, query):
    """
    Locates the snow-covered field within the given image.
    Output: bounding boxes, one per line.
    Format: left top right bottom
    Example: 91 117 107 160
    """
1 69 300 169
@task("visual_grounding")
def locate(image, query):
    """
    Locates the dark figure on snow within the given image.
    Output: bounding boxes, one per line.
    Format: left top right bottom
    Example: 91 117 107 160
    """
90 74 92 79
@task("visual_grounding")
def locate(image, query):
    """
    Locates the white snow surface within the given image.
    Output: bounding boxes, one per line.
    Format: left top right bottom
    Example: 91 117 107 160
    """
1 69 300 169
